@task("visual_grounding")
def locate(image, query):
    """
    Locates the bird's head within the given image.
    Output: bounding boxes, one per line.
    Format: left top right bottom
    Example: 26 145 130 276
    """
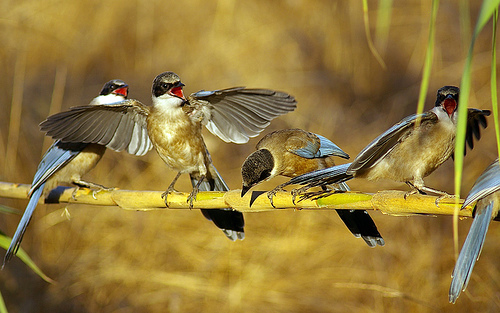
152 71 186 105
435 86 459 118
241 149 274 197
92 79 129 105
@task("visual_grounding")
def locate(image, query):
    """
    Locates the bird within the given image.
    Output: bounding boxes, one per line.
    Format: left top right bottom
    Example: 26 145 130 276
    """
241 128 384 247
449 159 500 303
3 79 134 265
39 71 297 241
283 86 490 200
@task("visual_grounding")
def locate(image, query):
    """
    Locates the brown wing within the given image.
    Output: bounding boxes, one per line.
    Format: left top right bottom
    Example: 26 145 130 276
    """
348 112 438 174
40 99 153 156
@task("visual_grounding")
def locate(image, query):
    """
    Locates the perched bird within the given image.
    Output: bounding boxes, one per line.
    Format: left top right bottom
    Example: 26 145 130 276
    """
3 79 132 265
241 129 384 247
449 159 500 303
40 71 297 241
284 86 490 199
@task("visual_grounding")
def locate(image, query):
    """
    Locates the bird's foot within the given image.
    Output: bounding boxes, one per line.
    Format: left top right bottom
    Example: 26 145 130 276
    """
74 180 114 200
403 189 419 200
187 189 198 209
404 181 428 199
291 186 310 205
90 186 115 200
71 186 81 200
162 173 182 208
434 193 455 207
161 188 176 208
266 187 283 208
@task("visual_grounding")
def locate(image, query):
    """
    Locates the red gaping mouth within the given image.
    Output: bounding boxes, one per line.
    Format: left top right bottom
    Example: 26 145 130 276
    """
113 87 128 97
170 86 185 99
442 98 457 116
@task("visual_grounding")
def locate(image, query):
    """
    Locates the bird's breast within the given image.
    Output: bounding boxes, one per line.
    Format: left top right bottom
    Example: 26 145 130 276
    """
147 109 207 174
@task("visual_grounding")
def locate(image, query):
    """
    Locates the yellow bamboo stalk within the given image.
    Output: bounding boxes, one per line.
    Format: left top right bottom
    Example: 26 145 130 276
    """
0 181 475 219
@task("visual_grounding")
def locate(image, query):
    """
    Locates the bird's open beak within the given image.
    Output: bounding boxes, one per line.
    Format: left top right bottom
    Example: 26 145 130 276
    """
170 82 186 100
113 85 129 97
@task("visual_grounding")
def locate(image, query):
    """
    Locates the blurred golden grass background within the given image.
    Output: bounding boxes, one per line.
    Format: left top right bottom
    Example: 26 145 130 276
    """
1 0 500 312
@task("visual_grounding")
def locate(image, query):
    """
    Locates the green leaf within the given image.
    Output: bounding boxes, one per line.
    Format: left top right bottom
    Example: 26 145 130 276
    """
0 291 7 313
0 234 54 284
475 0 500 36
455 1 500 199
362 0 387 70
0 204 21 215
491 11 500 157
416 0 439 116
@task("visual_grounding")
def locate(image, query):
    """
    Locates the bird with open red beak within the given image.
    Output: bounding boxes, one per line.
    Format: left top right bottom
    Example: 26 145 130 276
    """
3 79 137 266
40 71 297 241
283 86 490 200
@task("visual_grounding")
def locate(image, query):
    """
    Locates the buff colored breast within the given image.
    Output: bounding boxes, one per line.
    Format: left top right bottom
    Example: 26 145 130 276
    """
147 107 207 175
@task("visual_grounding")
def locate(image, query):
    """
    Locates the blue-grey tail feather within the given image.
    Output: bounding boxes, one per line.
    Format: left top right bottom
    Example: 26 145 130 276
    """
449 201 493 303
333 183 384 247
30 141 84 193
3 183 45 267
4 141 83 265
191 164 244 241
287 163 353 188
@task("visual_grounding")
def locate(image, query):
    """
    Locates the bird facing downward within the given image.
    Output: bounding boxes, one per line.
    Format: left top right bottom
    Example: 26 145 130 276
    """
284 86 490 199
3 79 131 265
241 129 384 247
449 159 500 303
40 71 297 241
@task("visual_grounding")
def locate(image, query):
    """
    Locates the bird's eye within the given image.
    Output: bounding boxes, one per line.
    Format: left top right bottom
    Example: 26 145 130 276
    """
162 83 171 89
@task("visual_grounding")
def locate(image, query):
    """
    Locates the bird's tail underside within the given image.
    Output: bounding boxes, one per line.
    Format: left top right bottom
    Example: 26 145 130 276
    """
333 182 384 247
191 164 245 241
449 201 493 303
3 184 45 267
287 163 353 192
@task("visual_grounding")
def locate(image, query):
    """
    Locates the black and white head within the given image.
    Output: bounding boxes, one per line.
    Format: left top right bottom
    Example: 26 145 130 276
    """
92 79 128 105
241 149 275 196
152 71 186 106
435 86 459 118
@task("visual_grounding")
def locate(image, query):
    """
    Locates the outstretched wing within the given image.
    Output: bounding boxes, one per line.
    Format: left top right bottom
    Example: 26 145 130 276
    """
347 112 438 174
189 88 296 144
40 99 153 156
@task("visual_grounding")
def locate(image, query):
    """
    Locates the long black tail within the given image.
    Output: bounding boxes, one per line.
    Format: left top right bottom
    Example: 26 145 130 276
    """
334 182 384 247
191 164 245 241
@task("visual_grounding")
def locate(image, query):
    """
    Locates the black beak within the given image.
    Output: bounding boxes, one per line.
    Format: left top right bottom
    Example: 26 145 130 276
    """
241 185 251 197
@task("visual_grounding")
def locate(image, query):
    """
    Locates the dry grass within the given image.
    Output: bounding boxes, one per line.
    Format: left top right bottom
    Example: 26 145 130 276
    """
1 0 499 312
